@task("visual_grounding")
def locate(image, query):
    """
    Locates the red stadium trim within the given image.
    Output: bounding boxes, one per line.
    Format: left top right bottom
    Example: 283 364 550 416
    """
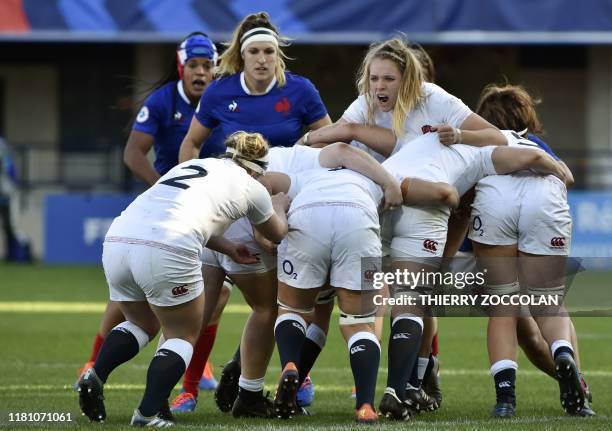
0 0 30 32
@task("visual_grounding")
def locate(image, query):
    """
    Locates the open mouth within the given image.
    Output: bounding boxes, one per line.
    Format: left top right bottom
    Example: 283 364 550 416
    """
192 79 206 90
377 94 389 103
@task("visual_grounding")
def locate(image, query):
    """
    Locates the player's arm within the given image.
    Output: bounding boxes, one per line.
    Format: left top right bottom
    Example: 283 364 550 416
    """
307 114 332 130
259 172 291 195
205 235 258 264
178 117 212 163
492 146 567 182
123 130 161 186
252 193 290 244
443 187 475 257
318 142 402 210
400 177 460 209
433 113 506 147
302 122 397 157
558 160 574 187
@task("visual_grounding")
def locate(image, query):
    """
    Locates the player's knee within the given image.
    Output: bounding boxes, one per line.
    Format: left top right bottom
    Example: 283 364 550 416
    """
338 307 377 327
277 298 314 315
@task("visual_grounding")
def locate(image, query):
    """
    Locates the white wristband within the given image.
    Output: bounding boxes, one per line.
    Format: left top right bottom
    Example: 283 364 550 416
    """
455 128 463 144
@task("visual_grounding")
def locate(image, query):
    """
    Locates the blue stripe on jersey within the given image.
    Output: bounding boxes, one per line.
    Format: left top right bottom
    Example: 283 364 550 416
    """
459 236 473 252
195 73 327 148
527 134 560 160
132 82 225 176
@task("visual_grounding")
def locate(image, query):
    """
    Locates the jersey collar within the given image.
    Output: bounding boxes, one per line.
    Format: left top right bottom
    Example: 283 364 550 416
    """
240 72 277 95
177 81 192 105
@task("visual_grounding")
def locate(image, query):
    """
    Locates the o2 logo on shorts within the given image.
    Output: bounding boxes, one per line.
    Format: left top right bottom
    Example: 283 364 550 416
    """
472 215 484 237
171 284 189 297
282 259 298 280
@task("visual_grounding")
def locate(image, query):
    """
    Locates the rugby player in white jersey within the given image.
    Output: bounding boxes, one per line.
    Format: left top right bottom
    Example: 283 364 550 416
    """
300 122 567 420
198 142 439 418
259 146 466 423
469 84 593 418
76 132 289 426
300 37 505 409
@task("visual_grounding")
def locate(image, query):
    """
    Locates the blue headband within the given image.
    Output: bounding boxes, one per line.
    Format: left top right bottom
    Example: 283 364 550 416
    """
177 35 218 65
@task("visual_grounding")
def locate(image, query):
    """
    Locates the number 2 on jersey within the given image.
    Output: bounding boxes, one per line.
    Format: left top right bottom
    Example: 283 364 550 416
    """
160 165 208 189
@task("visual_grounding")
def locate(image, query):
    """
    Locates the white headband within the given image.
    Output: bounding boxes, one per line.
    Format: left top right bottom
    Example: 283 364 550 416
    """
226 146 269 175
240 27 278 53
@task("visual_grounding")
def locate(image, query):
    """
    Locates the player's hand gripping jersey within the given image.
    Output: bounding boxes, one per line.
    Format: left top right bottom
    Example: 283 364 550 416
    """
200 145 324 273
380 133 498 258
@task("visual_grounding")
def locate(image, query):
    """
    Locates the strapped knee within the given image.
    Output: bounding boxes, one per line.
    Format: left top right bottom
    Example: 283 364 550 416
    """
277 299 314 314
316 288 336 305
338 307 377 326
484 281 520 296
526 285 566 302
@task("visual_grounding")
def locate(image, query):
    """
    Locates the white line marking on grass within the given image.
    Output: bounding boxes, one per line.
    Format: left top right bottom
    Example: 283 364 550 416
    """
6 361 612 378
0 302 252 314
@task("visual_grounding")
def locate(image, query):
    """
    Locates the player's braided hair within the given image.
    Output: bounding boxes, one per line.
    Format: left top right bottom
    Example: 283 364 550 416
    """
223 131 269 174
357 37 424 138
217 11 291 87
409 43 435 83
476 84 544 136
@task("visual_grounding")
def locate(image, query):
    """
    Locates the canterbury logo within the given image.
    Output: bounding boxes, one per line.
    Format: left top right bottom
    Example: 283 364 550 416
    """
363 269 377 281
292 322 305 333
154 350 168 358
550 237 566 248
423 239 438 253
171 284 189 297
350 345 366 354
498 381 512 388
392 333 410 340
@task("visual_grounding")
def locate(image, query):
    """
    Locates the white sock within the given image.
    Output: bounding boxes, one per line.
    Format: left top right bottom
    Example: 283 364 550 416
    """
417 357 429 381
238 375 265 392
550 339 574 358
159 338 193 368
490 359 518 376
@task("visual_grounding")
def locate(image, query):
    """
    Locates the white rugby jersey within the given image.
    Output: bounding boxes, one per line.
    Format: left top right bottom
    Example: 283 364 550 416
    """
287 167 383 216
382 133 498 196
342 82 472 161
106 158 274 253
267 145 321 174
476 130 566 196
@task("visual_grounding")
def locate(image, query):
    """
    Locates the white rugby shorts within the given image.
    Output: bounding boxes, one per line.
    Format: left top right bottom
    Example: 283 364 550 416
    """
103 239 203 307
381 206 449 261
277 205 381 291
469 175 571 255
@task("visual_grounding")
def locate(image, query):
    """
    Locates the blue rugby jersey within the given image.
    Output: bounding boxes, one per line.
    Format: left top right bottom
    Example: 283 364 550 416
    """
527 134 560 160
132 81 225 175
195 72 327 148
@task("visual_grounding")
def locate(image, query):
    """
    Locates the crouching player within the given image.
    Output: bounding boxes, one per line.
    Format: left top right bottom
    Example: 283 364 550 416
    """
76 132 288 426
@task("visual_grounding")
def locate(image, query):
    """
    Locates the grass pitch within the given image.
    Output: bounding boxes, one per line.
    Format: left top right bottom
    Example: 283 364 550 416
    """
0 263 610 430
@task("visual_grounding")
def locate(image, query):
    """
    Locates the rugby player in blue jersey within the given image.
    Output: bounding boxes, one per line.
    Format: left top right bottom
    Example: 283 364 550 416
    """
177 12 331 415
75 33 224 416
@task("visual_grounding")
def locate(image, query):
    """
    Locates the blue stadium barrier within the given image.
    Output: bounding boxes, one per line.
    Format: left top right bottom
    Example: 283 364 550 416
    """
568 191 612 269
2 0 612 44
44 193 135 264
